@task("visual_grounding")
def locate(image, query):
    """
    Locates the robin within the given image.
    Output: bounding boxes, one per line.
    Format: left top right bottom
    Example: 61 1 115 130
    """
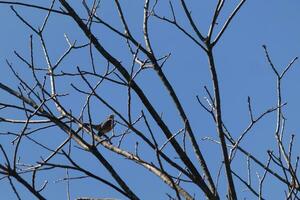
83 114 115 137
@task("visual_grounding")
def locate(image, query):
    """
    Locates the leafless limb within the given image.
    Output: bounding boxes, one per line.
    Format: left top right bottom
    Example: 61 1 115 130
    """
0 1 299 199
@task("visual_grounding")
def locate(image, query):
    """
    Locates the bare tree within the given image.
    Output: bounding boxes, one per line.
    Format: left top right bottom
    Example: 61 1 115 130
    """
0 1 299 200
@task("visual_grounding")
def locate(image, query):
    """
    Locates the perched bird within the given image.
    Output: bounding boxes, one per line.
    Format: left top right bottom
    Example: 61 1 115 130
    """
83 114 115 137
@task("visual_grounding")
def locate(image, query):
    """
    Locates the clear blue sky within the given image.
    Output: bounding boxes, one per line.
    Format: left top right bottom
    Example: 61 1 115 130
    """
0 1 300 199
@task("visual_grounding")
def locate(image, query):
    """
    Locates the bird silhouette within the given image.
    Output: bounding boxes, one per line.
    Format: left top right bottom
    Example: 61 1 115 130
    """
83 114 115 137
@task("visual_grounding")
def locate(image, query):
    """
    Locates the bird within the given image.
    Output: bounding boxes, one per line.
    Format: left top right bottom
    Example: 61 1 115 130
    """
83 114 115 137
